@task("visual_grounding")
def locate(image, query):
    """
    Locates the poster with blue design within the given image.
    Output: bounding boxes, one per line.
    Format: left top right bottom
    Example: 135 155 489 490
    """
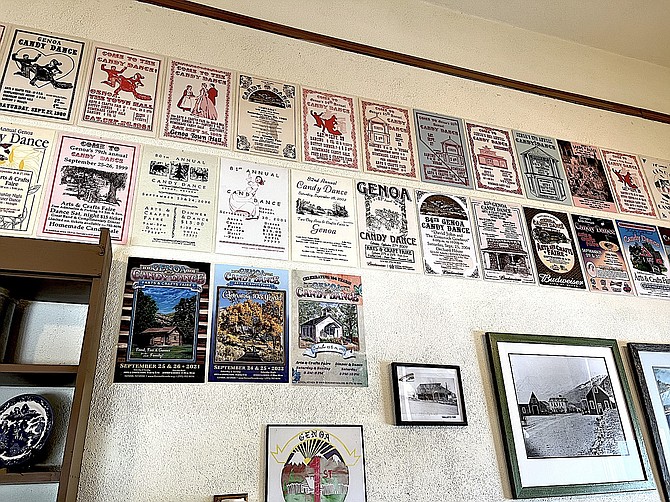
208 264 289 383
114 257 210 383
617 221 670 299
292 270 367 386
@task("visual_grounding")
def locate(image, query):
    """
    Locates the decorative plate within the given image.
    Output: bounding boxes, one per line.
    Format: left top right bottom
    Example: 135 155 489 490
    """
0 394 54 467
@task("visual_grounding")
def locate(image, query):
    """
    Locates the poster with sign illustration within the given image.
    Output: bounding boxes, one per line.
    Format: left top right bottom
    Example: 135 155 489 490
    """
215 159 289 260
416 190 479 278
131 146 218 251
617 221 670 299
471 199 535 284
160 59 233 148
209 264 289 383
302 87 359 170
79 44 163 135
38 134 139 243
360 100 416 178
292 270 367 386
0 122 55 235
0 28 86 122
640 156 670 220
291 170 357 266
114 257 209 383
523 207 586 290
572 215 635 296
234 74 297 160
355 180 421 272
601 149 656 217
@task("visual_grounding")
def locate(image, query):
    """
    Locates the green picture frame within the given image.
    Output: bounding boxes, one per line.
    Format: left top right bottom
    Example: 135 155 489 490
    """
486 332 655 498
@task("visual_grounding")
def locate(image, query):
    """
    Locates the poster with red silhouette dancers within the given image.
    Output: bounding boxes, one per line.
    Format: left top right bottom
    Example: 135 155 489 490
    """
0 28 86 122
78 45 163 135
302 87 359 170
160 59 233 149
601 148 656 217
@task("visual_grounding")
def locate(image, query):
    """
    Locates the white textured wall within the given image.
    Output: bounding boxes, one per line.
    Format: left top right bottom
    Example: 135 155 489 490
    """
1 1 670 501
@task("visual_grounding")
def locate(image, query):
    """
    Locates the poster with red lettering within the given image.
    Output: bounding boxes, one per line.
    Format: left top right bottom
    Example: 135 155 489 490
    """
78 44 163 136
601 148 656 217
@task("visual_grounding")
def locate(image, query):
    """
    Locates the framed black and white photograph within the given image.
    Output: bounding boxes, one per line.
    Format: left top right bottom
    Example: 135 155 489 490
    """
629 343 670 501
391 363 467 426
487 332 654 498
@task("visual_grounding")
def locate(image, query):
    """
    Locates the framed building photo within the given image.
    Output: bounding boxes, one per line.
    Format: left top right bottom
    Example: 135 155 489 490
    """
486 332 654 498
391 363 467 426
265 425 366 502
629 343 670 501
213 495 247 502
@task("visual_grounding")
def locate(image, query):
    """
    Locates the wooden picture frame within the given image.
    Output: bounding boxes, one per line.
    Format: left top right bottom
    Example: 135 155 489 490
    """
213 495 248 502
391 362 467 426
486 332 654 498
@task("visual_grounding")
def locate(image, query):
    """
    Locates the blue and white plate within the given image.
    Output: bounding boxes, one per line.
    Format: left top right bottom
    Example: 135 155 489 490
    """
0 394 54 467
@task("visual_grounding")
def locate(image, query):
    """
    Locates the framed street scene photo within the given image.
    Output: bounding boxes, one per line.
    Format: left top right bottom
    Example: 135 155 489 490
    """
265 425 366 502
486 332 654 498
391 363 467 426
213 495 247 502
629 343 670 501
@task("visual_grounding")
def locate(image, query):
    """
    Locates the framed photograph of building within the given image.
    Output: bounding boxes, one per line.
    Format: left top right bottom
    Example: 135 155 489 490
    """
213 495 247 502
486 332 654 498
391 363 467 426
628 343 670 501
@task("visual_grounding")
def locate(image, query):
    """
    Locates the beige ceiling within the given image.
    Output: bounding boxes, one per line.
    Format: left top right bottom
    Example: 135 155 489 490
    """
424 0 670 68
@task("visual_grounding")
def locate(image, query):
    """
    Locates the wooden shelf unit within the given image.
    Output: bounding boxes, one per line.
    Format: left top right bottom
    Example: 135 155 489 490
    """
0 230 112 501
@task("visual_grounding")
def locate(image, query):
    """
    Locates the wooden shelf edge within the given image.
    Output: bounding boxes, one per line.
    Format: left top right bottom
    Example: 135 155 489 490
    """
0 467 61 484
0 364 79 374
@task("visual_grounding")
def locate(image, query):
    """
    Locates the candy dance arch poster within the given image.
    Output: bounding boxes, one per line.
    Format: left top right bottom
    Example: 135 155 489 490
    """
266 425 367 502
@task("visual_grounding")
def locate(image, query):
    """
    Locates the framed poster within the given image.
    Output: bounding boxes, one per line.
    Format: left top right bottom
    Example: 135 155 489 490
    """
301 87 359 170
215 159 289 260
512 130 570 206
557 140 617 212
291 170 357 266
266 425 367 502
234 74 297 160
0 28 86 122
160 59 233 148
601 149 656 217
292 270 367 386
78 44 163 135
640 156 670 220
355 180 421 272
628 343 670 502
130 146 218 251
213 495 247 502
414 110 473 188
360 100 416 178
487 332 654 498
0 122 55 235
471 199 535 284
208 264 289 383
416 190 479 278
523 207 586 290
616 221 670 299
38 134 139 243
465 121 523 196
571 215 635 296
391 362 467 426
114 257 209 383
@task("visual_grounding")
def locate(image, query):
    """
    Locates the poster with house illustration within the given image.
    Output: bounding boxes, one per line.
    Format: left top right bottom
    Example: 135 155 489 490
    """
513 130 571 206
114 257 210 383
292 271 367 386
208 265 289 383
640 156 670 220
617 221 670 299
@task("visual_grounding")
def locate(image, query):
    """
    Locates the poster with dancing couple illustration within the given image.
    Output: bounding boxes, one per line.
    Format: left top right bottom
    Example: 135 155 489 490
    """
235 74 297 160
292 271 368 386
38 134 139 243
0 28 86 122
161 59 233 148
208 264 289 383
0 122 55 235
215 159 289 260
131 146 219 251
78 44 163 135
601 149 656 217
266 425 367 502
487 332 654 498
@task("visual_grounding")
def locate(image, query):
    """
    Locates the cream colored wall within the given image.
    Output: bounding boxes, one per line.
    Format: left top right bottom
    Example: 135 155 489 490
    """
2 0 670 501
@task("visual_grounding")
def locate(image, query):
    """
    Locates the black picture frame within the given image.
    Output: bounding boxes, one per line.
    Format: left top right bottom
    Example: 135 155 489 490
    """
391 362 467 426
